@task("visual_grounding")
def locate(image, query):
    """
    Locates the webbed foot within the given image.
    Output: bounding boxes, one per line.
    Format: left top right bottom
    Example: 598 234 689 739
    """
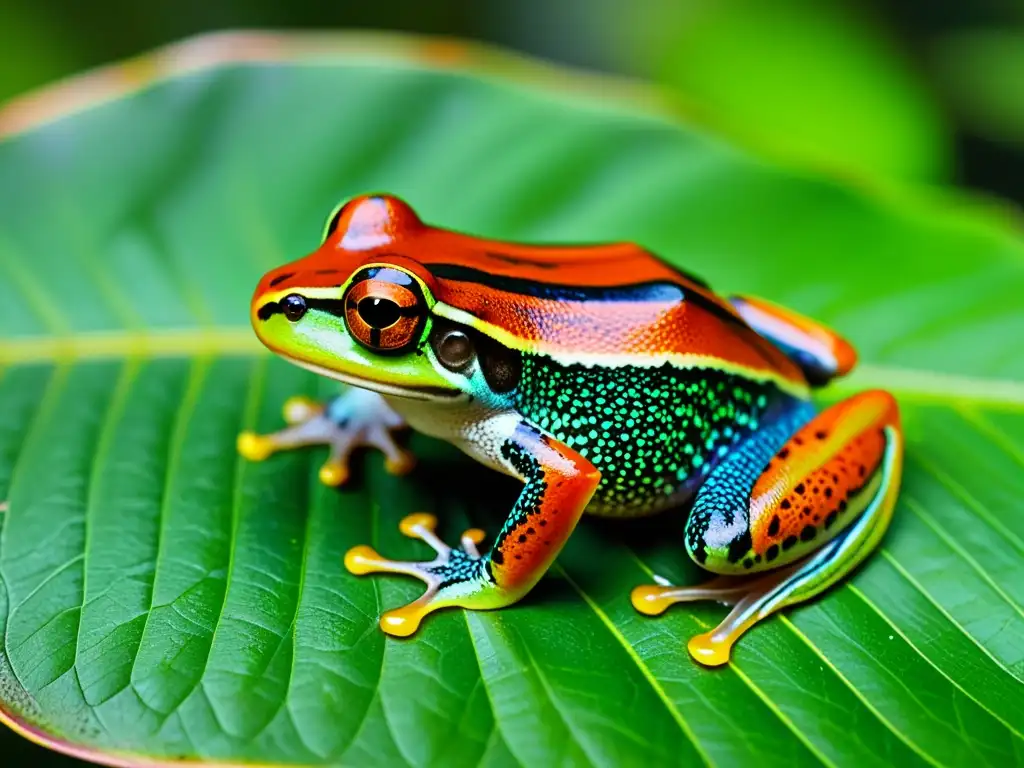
345 513 509 637
237 388 414 486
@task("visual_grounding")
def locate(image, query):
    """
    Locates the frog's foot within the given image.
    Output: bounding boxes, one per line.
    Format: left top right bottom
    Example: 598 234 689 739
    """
237 388 414 486
631 569 800 666
345 513 511 637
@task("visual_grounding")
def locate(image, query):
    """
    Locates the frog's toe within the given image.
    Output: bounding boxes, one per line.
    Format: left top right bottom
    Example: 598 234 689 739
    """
369 428 417 476
236 406 347 466
345 513 504 637
630 574 772 667
282 395 323 424
630 575 750 616
318 456 351 487
237 431 275 461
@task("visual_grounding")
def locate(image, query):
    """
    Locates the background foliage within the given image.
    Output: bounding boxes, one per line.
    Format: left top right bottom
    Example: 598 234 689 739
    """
1 0 1024 201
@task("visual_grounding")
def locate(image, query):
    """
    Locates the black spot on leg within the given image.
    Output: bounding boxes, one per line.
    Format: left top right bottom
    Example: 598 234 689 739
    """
765 544 780 562
743 558 753 569
794 483 806 495
768 516 781 537
800 525 816 542
727 530 753 563
782 535 798 550
825 510 838 528
780 499 791 510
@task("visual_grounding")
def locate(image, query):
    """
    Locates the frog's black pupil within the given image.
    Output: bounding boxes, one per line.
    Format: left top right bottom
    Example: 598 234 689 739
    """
282 294 307 322
358 297 401 329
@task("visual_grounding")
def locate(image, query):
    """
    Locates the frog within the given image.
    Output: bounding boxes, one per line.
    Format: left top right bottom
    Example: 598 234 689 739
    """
237 194 903 666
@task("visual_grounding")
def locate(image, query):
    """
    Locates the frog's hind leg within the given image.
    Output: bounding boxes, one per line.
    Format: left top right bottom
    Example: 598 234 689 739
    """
730 295 858 386
237 388 414 486
632 391 902 666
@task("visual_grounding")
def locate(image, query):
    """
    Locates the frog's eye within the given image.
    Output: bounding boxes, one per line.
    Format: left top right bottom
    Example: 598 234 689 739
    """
342 267 426 353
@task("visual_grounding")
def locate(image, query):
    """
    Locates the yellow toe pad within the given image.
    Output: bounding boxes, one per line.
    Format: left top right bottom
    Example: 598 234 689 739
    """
237 432 273 461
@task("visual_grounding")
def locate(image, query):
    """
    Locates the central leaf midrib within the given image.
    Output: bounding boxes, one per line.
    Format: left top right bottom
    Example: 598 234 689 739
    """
4 329 1024 411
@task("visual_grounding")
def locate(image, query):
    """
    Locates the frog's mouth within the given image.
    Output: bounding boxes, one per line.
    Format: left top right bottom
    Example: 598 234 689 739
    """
283 354 463 402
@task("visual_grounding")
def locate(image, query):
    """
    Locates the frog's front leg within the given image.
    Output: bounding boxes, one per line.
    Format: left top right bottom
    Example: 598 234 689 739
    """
345 419 600 636
633 390 902 666
237 387 415 486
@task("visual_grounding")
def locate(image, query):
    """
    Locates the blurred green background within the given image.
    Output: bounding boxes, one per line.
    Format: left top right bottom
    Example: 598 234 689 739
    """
1 0 1023 205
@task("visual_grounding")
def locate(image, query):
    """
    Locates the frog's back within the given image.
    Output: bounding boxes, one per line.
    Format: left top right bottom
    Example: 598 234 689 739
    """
397 228 807 391
290 194 806 390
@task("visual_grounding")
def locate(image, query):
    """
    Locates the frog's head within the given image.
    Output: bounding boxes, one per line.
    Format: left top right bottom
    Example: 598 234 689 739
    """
250 194 521 404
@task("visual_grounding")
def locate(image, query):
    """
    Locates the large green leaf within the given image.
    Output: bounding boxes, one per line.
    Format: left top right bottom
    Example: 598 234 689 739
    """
1 31 1022 768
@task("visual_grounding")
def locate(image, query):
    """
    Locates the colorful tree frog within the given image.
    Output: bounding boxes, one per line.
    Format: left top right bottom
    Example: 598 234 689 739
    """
238 194 902 666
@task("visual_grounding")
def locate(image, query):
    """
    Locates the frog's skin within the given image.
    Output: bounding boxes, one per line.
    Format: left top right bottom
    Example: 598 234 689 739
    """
238 194 903 666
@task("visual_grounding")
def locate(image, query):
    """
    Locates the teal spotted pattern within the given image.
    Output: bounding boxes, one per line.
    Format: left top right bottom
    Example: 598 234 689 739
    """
514 355 807 516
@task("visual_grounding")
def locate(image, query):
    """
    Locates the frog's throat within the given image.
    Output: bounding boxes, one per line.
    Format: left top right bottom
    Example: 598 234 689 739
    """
284 355 463 402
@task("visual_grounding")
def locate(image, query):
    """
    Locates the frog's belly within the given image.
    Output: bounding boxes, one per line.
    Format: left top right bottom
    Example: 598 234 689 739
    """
585 476 700 518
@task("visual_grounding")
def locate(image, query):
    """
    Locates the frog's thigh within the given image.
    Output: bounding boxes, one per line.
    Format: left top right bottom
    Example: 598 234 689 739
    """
636 391 902 666
692 390 900 573
730 294 857 385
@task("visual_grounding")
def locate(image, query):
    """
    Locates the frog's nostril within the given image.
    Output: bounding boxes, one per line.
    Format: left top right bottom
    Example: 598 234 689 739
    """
357 297 401 329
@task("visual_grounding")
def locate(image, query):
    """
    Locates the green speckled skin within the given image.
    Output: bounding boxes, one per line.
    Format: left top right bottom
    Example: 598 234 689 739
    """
515 354 811 516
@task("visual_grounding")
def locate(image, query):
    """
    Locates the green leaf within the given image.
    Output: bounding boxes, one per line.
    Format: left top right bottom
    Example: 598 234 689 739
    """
1 31 1023 768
